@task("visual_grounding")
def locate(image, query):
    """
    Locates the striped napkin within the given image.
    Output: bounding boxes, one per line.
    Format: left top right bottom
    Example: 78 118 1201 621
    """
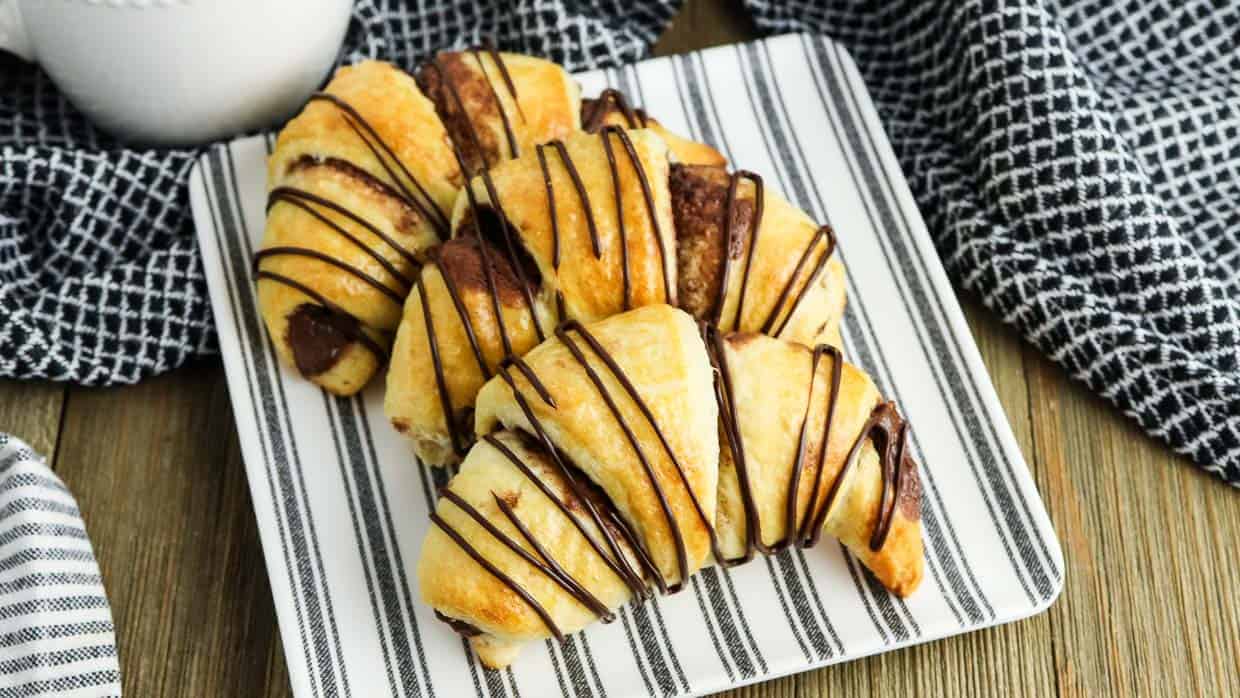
0 435 120 697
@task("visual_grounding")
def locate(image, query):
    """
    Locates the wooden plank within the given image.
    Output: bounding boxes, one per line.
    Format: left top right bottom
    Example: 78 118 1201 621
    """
1026 343 1240 698
54 360 289 697
0 379 66 460
652 0 756 54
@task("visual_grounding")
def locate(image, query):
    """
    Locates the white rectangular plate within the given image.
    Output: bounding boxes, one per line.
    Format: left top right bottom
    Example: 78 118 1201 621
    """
189 33 1063 698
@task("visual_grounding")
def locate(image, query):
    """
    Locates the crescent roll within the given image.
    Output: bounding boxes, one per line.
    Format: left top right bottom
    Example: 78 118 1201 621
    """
422 305 720 668
386 128 678 463
384 236 555 464
258 60 457 395
706 329 924 595
672 163 847 348
417 306 925 670
582 88 727 167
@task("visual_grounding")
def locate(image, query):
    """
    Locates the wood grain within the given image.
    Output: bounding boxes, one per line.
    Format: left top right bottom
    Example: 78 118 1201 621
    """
50 359 289 697
0 0 1235 696
0 379 64 459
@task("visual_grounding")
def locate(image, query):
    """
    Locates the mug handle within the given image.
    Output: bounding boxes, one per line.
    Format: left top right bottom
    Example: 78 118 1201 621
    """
0 0 34 62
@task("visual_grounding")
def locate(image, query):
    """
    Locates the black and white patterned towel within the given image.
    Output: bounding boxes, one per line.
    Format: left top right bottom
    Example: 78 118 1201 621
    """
0 435 120 696
3 0 1239 487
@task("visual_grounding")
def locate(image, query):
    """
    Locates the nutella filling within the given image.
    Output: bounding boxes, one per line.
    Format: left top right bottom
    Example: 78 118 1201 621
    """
459 206 542 293
670 164 756 321
285 303 361 376
435 611 483 637
417 52 504 174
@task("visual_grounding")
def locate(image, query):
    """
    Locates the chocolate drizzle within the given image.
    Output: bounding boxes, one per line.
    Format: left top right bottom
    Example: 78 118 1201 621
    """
598 126 673 308
415 273 463 454
477 319 717 595
429 501 566 640
703 326 914 564
763 225 837 338
304 92 450 235
454 147 545 353
469 42 523 159
434 433 623 632
254 246 404 304
495 357 655 598
554 320 715 592
827 401 918 551
672 165 837 339
536 140 600 264
581 88 649 132
420 44 525 171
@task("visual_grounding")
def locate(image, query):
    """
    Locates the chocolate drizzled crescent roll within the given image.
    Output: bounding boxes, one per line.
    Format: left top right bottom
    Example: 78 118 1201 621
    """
385 128 677 464
258 61 457 396
417 305 925 670
706 328 923 594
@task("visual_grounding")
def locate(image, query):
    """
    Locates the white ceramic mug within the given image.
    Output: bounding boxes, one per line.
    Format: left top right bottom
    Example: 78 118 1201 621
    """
0 0 352 146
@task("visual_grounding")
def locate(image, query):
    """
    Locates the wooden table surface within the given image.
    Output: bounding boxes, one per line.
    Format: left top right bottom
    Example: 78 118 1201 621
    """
3 1 1238 696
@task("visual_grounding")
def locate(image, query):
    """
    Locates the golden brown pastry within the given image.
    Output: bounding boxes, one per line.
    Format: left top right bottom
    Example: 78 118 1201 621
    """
706 328 923 595
258 61 456 395
256 48 729 396
672 163 847 348
421 305 720 667
582 88 727 167
384 237 555 464
257 50 592 395
385 128 677 463
417 306 925 669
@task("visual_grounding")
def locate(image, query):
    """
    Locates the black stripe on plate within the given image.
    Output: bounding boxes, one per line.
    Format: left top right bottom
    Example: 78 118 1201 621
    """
615 607 657 697
749 35 999 621
224 144 353 698
320 393 402 697
356 398 440 696
699 567 766 675
800 36 1052 602
826 38 1060 589
686 576 737 682
574 634 607 698
203 151 330 698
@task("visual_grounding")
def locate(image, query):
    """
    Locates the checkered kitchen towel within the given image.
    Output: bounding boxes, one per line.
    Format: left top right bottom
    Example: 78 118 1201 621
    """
0 435 120 697
3 0 1240 487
